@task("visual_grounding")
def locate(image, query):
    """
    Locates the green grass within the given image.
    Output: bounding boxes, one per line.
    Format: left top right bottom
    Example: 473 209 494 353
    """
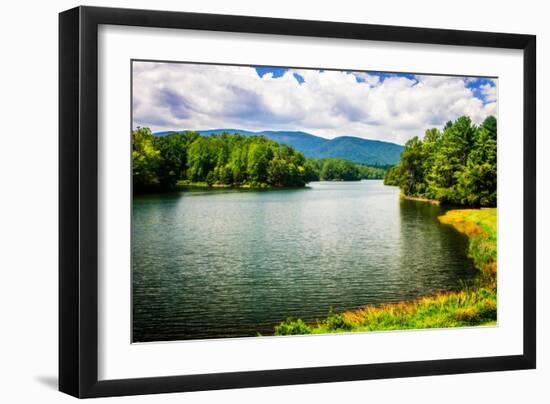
439 208 497 276
176 180 211 188
275 288 497 335
274 208 497 336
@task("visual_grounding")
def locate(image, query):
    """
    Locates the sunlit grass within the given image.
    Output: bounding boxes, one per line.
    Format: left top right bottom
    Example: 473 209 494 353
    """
274 208 497 336
439 208 497 275
275 288 497 335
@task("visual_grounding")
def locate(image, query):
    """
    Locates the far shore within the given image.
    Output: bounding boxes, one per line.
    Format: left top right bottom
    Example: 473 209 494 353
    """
176 180 302 191
175 179 384 191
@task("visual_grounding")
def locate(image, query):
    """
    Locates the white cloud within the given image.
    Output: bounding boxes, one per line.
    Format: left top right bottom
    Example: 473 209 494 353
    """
132 62 498 144
480 82 498 102
350 72 381 87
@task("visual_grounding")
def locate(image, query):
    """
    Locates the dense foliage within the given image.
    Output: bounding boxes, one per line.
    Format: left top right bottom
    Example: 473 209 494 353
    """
132 128 387 192
158 129 404 166
307 158 387 181
384 116 497 207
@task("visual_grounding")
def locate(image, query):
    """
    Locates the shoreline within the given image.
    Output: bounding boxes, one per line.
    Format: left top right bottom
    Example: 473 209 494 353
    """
175 180 308 191
400 194 441 205
273 207 497 336
177 181 274 190
135 178 387 195
175 179 384 191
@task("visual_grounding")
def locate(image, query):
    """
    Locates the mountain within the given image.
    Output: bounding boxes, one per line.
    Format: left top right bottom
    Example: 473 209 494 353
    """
306 136 403 166
254 131 327 151
154 129 403 166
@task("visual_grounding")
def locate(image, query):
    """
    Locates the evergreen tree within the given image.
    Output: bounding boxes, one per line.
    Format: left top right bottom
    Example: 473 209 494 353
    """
384 115 497 207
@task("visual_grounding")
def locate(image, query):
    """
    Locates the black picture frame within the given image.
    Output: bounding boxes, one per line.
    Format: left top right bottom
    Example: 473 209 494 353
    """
59 5 536 398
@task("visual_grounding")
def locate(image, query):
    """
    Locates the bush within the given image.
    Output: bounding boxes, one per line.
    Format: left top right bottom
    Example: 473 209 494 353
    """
274 318 312 336
324 312 355 331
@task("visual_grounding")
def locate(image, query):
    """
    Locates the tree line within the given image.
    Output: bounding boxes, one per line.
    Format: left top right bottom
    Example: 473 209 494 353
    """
308 158 387 181
384 116 497 207
132 128 387 192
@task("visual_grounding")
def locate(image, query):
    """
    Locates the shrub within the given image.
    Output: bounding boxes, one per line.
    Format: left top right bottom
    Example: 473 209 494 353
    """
274 318 312 336
324 312 355 331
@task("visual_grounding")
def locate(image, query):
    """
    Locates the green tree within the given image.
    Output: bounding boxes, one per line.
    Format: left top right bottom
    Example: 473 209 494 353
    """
154 134 189 190
398 137 426 196
427 116 476 203
247 141 272 184
456 118 497 206
383 115 497 207
186 137 215 181
267 156 289 186
132 127 161 191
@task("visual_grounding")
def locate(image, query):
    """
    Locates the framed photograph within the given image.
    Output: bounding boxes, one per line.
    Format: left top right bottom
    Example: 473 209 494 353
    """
59 6 536 398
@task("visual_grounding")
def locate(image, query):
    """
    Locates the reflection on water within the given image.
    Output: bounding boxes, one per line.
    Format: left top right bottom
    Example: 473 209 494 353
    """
132 181 476 342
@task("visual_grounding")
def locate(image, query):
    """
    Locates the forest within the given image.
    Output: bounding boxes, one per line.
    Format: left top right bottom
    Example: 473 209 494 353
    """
132 128 387 192
384 116 497 207
307 158 387 181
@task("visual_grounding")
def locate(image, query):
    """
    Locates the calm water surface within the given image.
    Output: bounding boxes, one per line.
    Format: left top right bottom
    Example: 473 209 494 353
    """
132 181 476 342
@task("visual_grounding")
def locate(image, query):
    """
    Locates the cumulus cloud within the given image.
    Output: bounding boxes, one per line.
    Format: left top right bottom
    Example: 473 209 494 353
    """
480 83 498 102
132 61 498 144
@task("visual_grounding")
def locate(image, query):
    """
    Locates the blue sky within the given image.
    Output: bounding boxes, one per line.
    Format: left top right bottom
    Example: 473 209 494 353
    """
465 77 498 103
255 67 306 84
132 62 497 144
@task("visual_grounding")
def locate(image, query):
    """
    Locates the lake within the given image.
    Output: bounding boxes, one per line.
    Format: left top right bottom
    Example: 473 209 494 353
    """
132 180 477 342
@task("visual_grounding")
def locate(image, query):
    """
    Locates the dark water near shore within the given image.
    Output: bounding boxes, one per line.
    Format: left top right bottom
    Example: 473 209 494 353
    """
132 180 476 342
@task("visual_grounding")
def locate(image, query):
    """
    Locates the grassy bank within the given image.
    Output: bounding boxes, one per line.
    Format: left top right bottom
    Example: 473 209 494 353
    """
274 208 497 336
439 208 497 277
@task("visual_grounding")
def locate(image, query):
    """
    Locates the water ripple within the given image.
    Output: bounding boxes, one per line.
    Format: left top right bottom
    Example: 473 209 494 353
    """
132 181 477 342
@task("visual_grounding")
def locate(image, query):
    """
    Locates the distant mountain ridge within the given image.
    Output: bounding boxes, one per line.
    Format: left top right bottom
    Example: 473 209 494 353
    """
154 129 403 166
